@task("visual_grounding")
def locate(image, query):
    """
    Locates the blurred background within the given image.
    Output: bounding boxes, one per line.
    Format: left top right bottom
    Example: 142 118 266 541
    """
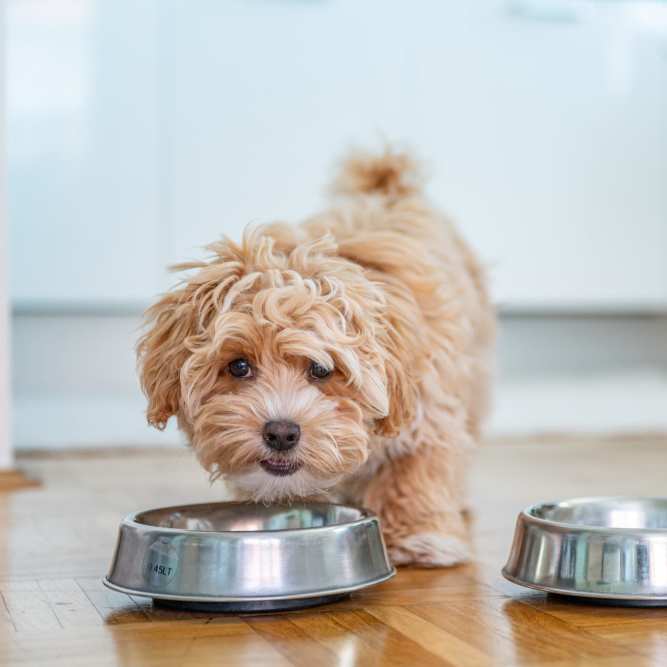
2 0 667 459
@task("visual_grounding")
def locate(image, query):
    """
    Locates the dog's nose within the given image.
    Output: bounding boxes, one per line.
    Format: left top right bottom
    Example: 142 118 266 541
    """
262 420 301 451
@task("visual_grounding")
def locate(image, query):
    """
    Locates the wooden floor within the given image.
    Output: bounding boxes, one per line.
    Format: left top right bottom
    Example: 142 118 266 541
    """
2 436 667 666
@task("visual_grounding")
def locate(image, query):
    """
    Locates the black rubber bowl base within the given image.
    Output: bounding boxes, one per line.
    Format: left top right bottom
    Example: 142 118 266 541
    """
547 592 667 607
153 593 349 614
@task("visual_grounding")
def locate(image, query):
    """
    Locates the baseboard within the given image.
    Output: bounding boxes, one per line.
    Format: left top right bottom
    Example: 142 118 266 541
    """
14 396 184 449
0 468 41 490
492 371 667 437
12 371 667 449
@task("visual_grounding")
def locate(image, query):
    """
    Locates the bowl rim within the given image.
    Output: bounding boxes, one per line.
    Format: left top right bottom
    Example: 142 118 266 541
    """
124 500 378 536
521 496 667 535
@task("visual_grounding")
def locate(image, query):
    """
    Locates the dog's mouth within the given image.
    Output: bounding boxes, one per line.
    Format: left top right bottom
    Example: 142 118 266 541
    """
259 458 303 477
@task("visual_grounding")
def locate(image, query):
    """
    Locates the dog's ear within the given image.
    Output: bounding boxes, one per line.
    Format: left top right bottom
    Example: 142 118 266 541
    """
373 333 420 438
326 232 424 439
137 291 196 429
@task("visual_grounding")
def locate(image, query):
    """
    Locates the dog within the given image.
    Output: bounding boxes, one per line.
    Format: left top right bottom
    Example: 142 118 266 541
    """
138 147 495 566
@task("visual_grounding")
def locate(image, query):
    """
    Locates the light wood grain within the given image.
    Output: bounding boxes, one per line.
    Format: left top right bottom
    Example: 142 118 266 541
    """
0 436 666 666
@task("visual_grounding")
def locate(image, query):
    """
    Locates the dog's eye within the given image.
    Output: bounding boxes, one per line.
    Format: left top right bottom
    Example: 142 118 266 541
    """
309 362 332 380
228 358 253 378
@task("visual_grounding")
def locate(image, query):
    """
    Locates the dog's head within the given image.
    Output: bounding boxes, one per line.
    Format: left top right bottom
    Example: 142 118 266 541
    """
138 227 417 501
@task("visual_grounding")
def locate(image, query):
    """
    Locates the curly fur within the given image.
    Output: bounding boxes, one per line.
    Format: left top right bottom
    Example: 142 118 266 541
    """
137 146 495 566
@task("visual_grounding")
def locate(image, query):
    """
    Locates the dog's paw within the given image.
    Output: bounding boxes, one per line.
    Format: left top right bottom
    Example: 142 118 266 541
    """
387 532 471 568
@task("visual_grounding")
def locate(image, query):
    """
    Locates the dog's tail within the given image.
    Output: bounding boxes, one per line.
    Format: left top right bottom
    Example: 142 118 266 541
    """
330 146 424 200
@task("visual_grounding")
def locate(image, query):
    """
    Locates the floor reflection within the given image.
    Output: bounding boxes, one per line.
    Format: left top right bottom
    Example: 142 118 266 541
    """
104 603 373 667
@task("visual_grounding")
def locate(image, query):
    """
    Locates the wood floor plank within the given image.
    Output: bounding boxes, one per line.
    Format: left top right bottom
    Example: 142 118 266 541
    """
2 618 262 667
245 615 340 667
409 597 634 664
586 620 667 663
1 589 63 633
76 577 150 624
324 608 453 666
288 608 395 667
4 635 291 667
366 605 492 667
364 566 494 593
521 658 659 667
0 580 42 593
37 578 103 628
6 616 252 646
520 594 667 628
180 632 296 667
0 590 17 632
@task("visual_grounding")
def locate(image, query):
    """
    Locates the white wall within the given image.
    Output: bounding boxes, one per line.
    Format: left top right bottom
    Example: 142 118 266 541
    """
158 0 667 310
7 0 667 311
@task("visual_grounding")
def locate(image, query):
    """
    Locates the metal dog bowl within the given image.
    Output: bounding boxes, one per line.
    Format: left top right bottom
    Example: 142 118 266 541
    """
503 497 667 605
104 501 395 612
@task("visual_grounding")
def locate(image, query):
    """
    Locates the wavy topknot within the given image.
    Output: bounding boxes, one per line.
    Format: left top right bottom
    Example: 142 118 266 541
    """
330 147 424 199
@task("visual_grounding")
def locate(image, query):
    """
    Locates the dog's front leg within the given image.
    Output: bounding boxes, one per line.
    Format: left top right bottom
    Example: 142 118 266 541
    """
358 445 470 567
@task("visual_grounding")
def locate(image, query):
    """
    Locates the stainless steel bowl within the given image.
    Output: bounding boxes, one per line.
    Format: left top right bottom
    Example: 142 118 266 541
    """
503 497 667 605
104 501 395 612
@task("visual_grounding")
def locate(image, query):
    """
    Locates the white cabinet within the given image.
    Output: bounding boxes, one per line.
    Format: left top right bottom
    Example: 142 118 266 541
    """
8 1 161 305
414 0 667 309
8 0 667 310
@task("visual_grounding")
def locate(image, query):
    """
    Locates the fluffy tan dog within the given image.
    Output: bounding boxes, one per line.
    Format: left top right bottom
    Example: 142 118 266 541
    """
138 147 495 566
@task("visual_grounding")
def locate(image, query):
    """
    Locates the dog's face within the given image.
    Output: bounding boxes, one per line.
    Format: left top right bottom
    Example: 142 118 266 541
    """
138 229 412 501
